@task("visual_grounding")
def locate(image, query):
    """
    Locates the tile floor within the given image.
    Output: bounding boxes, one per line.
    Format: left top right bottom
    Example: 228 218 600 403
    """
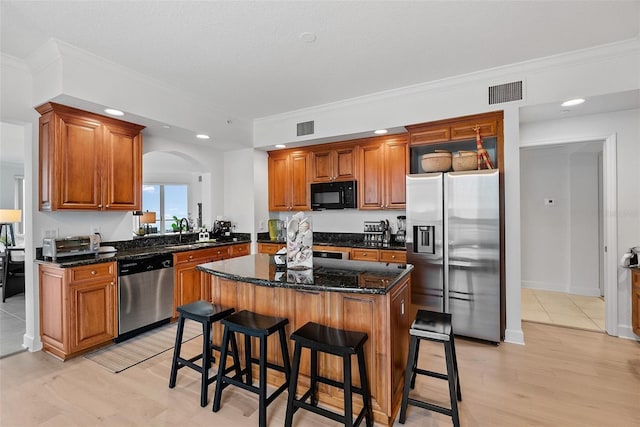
0 292 26 357
521 288 605 332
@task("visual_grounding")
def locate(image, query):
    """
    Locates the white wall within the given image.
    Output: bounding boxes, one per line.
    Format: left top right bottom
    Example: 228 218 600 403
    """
520 145 601 296
223 149 255 235
520 108 640 338
143 137 225 231
253 149 269 252
520 147 570 291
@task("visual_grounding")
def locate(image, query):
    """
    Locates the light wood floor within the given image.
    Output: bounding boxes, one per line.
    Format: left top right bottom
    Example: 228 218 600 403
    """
522 288 605 331
1 322 639 427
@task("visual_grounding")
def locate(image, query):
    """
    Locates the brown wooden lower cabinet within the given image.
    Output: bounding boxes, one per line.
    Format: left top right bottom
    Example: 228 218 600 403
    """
632 269 640 336
39 262 118 360
351 248 406 264
209 274 411 426
173 243 250 317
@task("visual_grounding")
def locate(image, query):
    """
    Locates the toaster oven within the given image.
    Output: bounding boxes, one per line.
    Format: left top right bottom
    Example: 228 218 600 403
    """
42 235 100 259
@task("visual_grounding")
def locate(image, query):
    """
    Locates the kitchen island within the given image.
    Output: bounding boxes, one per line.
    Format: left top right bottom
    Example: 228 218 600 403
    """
197 254 413 426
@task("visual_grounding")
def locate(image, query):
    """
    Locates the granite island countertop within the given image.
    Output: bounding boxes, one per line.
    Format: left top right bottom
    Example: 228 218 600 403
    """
197 253 413 295
34 239 252 268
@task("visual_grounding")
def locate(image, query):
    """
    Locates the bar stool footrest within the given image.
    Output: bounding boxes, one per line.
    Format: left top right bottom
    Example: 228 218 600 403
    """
407 397 453 417
294 399 368 427
414 367 448 381
313 374 367 396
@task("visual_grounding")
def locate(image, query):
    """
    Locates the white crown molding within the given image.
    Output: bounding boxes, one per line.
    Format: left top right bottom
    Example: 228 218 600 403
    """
255 37 640 124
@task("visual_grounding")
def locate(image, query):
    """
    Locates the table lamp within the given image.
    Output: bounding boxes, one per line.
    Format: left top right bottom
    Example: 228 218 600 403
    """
0 209 22 247
141 211 157 234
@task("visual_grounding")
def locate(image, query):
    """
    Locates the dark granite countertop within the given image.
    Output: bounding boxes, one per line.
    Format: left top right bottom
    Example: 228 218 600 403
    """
197 253 413 295
35 239 252 268
256 235 406 251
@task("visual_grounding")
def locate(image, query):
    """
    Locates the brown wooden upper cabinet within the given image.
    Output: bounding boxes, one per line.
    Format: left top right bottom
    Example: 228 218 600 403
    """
357 134 408 210
36 103 144 211
268 150 310 211
406 111 504 175
310 144 356 183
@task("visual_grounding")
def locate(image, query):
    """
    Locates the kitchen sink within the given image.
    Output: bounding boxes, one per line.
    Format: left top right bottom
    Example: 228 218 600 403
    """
165 243 210 250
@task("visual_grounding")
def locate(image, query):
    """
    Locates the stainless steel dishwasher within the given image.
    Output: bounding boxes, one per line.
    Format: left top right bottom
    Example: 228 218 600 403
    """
117 253 174 342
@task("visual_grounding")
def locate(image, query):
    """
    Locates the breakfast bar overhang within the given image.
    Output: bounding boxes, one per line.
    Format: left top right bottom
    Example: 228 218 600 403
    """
197 254 413 426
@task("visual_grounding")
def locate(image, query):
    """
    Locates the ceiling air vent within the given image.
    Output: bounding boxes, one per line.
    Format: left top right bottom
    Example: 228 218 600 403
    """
488 81 523 105
297 120 314 137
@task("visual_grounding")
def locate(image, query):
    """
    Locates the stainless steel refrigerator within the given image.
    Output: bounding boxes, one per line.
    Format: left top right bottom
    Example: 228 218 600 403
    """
406 170 502 342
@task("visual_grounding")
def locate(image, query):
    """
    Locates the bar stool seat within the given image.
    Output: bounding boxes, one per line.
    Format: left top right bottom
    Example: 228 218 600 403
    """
399 310 462 427
212 310 291 427
285 322 373 427
168 300 240 407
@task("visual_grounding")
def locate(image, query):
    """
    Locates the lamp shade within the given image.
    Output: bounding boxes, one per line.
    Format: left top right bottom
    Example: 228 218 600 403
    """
141 211 157 224
0 209 21 223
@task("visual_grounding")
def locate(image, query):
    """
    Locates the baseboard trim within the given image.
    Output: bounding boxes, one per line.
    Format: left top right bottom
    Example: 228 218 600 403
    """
504 328 525 345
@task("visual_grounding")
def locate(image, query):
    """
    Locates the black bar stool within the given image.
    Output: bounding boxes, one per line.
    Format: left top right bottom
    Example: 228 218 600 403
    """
168 300 241 407
284 322 373 427
399 310 462 427
212 310 291 427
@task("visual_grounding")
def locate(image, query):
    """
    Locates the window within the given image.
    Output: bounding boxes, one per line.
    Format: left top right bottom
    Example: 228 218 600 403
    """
142 184 188 234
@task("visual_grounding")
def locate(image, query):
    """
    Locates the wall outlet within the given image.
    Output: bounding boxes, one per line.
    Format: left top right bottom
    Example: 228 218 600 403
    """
259 220 264 230
41 229 58 239
544 198 556 207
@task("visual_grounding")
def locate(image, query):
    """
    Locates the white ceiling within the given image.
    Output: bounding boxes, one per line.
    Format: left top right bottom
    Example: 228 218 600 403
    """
2 1 639 144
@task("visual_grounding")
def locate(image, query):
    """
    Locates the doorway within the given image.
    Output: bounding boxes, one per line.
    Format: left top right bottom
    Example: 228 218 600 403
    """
520 141 606 332
0 121 26 356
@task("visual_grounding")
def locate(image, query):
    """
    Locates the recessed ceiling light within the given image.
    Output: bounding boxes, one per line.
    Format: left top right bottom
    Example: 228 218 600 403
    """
196 134 210 140
374 129 388 135
104 108 124 116
162 125 171 129
561 98 585 107
299 32 317 43
275 144 286 149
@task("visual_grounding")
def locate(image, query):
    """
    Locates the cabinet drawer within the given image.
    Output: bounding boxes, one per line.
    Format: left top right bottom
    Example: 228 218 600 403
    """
410 127 450 145
70 262 115 282
450 120 497 140
174 248 222 264
258 243 285 255
379 250 406 263
350 248 380 262
211 246 231 260
230 243 250 258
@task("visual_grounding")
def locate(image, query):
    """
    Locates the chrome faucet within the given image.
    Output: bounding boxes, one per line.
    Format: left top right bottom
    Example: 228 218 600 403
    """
178 217 189 242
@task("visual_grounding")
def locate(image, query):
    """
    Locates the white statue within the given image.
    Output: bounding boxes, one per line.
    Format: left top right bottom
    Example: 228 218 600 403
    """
286 212 313 270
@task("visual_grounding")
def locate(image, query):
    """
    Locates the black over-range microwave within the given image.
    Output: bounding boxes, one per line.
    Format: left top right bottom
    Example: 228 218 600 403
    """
310 180 357 210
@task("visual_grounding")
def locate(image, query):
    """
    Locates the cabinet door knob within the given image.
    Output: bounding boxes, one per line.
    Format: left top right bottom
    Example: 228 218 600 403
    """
91 270 97 275
188 255 193 260
98 204 102 208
